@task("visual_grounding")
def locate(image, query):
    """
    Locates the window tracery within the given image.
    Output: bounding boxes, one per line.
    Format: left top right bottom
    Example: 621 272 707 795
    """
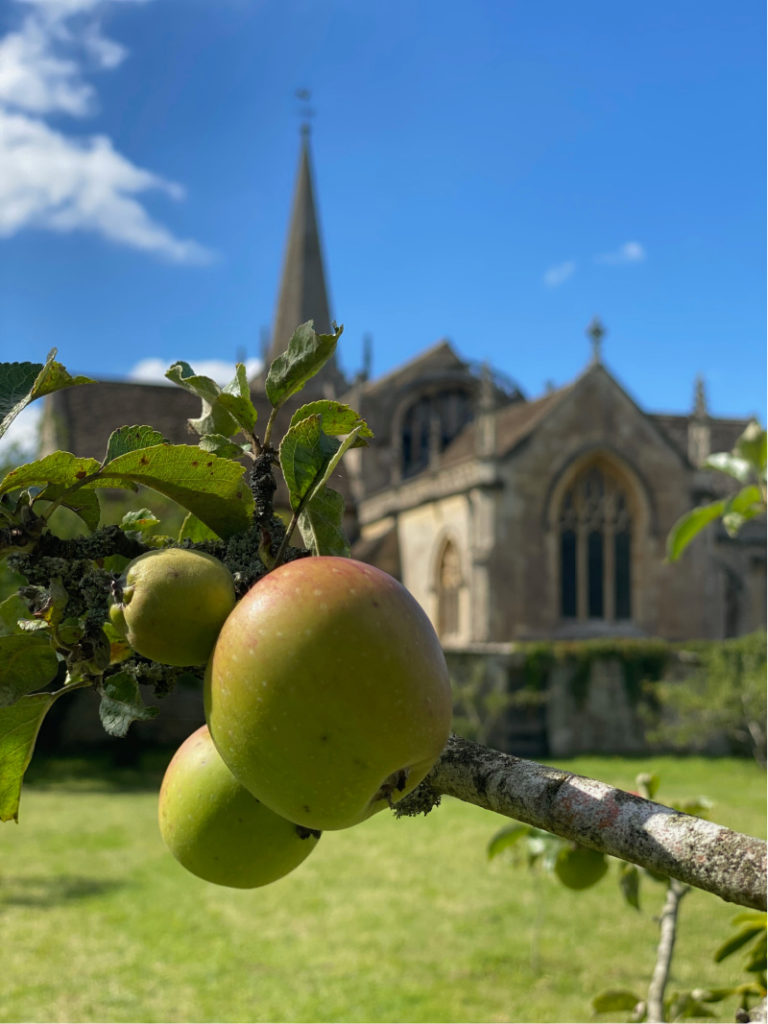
558 465 632 621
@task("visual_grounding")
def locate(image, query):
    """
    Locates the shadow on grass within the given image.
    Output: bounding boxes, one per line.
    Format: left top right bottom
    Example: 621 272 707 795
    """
23 750 173 794
0 874 128 907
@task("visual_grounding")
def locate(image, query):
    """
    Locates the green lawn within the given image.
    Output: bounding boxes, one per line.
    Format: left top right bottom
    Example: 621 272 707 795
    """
2 753 764 1023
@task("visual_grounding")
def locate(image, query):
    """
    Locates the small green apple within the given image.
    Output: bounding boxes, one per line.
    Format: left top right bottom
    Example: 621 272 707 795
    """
204 556 452 831
554 845 609 890
158 724 320 888
110 548 235 666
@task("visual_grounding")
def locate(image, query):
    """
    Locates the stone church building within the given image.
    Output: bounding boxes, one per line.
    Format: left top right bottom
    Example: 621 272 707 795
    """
42 130 766 648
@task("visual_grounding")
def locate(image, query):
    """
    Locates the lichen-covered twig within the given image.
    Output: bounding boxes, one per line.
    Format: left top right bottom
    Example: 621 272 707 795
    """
396 735 767 911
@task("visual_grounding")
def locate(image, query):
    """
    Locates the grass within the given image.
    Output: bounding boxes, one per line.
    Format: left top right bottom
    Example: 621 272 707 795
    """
1 753 764 1023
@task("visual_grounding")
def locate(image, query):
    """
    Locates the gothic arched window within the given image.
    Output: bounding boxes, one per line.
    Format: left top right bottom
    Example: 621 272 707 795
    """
401 389 474 478
436 540 462 638
558 465 632 621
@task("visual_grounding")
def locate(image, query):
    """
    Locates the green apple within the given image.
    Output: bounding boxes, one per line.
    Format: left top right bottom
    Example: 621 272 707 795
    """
110 548 236 666
554 845 609 890
204 556 452 831
158 724 320 888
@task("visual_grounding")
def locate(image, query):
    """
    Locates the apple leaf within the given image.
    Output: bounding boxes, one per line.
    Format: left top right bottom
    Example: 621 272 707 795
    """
266 321 343 410
0 593 31 636
0 634 59 706
120 508 161 540
279 415 339 511
734 420 767 475
197 434 252 460
0 692 55 821
218 363 258 434
178 512 221 543
34 481 102 531
722 484 765 536
0 451 105 499
98 672 158 738
618 862 641 910
0 349 93 442
289 400 373 445
165 361 240 438
591 990 642 1015
104 425 168 463
98 444 252 539
486 824 530 859
705 452 754 484
665 499 726 562
298 486 349 557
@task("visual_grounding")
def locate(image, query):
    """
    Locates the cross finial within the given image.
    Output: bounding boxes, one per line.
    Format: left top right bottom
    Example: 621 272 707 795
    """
586 316 606 364
296 88 314 137
693 374 708 417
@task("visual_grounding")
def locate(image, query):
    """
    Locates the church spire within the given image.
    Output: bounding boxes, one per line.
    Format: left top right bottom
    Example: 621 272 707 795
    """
267 124 341 392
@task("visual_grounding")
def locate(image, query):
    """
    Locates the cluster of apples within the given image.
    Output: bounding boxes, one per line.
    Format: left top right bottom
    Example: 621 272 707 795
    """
109 549 453 888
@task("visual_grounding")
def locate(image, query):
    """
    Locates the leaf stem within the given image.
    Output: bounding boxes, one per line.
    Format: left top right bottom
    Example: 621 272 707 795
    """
263 408 279 449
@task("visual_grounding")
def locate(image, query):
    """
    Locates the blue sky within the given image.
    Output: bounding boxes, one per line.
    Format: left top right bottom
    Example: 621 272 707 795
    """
0 0 765 455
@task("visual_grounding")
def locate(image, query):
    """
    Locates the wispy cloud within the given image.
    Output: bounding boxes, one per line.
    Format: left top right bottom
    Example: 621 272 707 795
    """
543 259 576 287
595 241 646 265
129 357 263 386
0 0 213 262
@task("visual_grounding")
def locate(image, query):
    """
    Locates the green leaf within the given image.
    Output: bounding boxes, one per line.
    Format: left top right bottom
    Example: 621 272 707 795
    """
218 363 258 434
731 912 767 928
0 593 32 636
120 508 160 540
554 845 609 890
666 499 726 562
722 485 765 537
672 795 713 818
704 452 754 484
98 444 252 539
591 990 641 1014
714 926 766 963
734 420 767 475
165 361 239 438
178 512 220 543
104 425 168 463
266 321 343 410
298 486 349 557
197 434 252 460
98 673 158 738
487 823 531 859
0 350 93 442
34 481 101 531
0 451 105 499
289 400 373 444
0 634 59 705
745 940 767 973
0 692 55 821
618 862 641 910
279 415 340 511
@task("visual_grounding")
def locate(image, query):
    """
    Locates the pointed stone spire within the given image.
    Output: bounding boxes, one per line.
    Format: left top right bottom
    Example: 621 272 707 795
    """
267 126 344 394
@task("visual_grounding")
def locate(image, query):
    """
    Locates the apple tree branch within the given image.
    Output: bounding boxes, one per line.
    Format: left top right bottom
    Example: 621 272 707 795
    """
396 735 767 912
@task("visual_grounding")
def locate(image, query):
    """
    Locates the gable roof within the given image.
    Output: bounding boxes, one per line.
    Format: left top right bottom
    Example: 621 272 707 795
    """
355 339 468 397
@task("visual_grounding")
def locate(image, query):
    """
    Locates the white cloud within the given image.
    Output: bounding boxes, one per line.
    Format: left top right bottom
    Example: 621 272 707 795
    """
129 357 263 386
543 260 576 287
0 0 213 262
595 241 646 265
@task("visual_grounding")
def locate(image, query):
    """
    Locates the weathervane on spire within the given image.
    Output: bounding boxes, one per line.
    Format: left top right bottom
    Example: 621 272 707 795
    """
296 88 315 137
586 316 606 364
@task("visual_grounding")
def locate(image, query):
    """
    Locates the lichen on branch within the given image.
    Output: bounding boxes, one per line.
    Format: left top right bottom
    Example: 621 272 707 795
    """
396 735 767 911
